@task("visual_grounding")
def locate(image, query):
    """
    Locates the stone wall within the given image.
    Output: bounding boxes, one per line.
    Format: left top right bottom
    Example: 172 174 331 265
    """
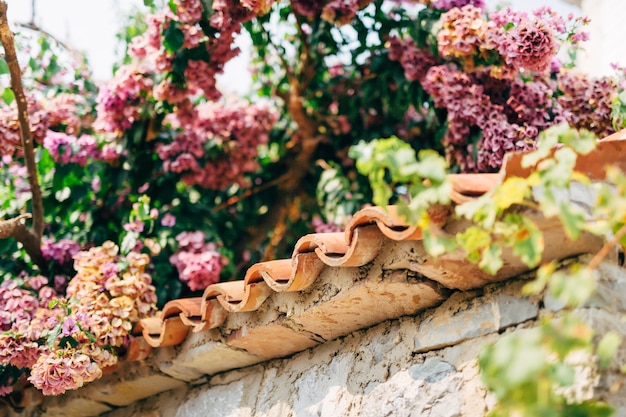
85 259 626 417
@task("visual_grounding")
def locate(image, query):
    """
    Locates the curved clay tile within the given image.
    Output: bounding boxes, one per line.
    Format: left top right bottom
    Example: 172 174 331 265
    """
203 279 273 313
137 299 205 348
197 298 229 332
294 225 385 267
448 173 500 203
120 335 152 362
138 316 190 348
347 206 450 241
259 253 326 292
162 298 203 320
348 206 419 241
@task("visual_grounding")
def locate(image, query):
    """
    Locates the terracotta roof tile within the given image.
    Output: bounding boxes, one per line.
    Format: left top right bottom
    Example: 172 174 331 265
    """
449 173 500 203
136 130 624 359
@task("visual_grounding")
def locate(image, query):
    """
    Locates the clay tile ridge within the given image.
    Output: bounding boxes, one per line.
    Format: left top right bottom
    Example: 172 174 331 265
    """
136 129 626 350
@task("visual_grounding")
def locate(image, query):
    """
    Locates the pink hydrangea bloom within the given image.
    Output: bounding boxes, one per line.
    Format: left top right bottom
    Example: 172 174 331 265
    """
170 231 226 291
161 213 177 227
41 238 81 267
156 101 277 190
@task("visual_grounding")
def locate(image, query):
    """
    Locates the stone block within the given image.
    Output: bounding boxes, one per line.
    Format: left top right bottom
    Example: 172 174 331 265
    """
358 357 464 417
173 372 263 417
81 361 186 407
227 323 320 359
170 330 263 377
42 397 111 417
291 270 446 341
414 288 538 352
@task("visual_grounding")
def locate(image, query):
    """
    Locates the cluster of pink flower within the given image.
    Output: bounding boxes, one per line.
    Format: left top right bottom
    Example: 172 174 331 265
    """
117 0 270 106
42 132 97 166
0 89 115 172
42 93 86 135
430 0 484 11
388 37 436 82
291 0 372 24
435 4 562 74
41 237 81 267
157 101 277 190
0 242 157 396
93 64 154 134
437 5 491 67
0 276 63 394
170 231 226 291
557 71 618 137
387 3 616 171
0 86 101 159
67 242 157 347
311 216 345 233
29 346 113 396
0 96 47 158
28 243 156 395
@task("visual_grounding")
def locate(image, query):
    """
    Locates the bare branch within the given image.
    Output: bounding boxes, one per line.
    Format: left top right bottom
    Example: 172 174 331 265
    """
15 21 85 64
0 213 45 268
0 213 31 239
587 223 626 271
0 1 44 240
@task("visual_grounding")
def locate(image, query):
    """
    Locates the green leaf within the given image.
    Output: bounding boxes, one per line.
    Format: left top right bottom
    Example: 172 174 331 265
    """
121 232 138 255
523 262 555 295
76 322 98 343
597 331 621 368
493 177 528 211
163 23 185 53
548 266 596 308
1 88 14 105
423 228 457 257
548 362 575 387
457 226 491 261
47 323 62 348
505 214 544 268
558 200 586 241
479 243 503 275
168 0 178 13
0 59 8 75
59 336 80 349
562 401 614 417
143 0 154 6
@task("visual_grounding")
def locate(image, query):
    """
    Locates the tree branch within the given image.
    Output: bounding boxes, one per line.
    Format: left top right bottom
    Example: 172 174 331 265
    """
0 213 45 267
587 223 626 271
0 2 44 240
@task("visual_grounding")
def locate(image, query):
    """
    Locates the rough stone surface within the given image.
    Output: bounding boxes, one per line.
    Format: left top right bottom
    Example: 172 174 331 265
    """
414 281 538 352
161 330 263 379
39 397 112 417
80 361 186 407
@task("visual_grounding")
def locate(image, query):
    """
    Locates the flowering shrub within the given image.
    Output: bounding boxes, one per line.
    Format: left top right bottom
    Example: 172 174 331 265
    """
0 0 622 400
387 3 616 171
0 242 156 396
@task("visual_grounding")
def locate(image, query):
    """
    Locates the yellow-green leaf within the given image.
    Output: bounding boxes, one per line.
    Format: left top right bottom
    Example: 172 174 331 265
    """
494 177 528 211
597 331 621 369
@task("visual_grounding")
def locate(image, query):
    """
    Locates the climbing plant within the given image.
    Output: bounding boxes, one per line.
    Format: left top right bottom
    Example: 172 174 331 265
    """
352 125 625 416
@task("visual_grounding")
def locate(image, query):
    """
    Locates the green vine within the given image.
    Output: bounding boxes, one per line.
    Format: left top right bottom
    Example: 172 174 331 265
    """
351 124 625 416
